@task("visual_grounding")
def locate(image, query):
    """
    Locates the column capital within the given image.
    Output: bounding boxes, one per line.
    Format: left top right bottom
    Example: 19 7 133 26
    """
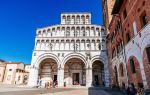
86 67 92 70
58 67 64 70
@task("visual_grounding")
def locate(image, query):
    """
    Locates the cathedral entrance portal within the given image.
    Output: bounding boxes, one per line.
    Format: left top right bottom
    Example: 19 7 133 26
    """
39 58 58 86
92 60 104 86
73 73 80 85
64 58 86 86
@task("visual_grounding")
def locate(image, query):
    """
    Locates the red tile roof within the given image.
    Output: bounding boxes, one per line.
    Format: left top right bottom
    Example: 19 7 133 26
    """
4 62 22 64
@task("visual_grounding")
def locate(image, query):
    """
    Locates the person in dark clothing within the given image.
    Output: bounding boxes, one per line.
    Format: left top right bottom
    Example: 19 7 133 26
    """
126 86 131 95
130 84 137 95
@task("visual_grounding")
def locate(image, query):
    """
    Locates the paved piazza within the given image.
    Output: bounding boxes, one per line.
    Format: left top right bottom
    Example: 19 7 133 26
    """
0 85 124 95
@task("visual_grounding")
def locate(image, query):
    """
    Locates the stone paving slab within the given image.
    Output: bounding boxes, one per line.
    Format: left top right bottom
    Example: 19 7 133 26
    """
0 84 124 95
38 89 88 95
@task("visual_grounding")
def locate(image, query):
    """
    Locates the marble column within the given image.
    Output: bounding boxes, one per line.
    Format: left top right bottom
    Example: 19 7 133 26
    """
28 67 39 87
104 63 110 87
86 67 92 87
58 68 64 87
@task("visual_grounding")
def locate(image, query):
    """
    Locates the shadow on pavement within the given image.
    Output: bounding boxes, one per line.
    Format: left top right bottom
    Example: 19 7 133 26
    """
88 87 126 95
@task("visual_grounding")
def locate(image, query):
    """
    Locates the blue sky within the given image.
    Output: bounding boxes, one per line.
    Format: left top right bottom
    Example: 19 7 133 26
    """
0 0 103 64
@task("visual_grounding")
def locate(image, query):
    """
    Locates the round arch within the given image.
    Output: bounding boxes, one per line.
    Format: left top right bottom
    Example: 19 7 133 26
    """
64 58 86 86
92 60 104 86
91 55 105 67
127 56 143 88
62 53 87 68
34 53 60 68
142 44 150 88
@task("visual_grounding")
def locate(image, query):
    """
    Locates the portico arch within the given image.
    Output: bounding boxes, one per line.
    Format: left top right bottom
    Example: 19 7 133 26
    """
92 60 104 86
35 53 60 68
62 53 87 68
39 58 58 86
127 56 143 88
91 55 109 87
31 53 60 87
64 58 86 86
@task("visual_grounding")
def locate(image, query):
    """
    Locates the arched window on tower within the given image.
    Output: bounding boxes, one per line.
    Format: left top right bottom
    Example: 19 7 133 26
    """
76 15 80 24
72 16 75 24
86 15 90 24
81 15 85 24
67 16 71 24
96 28 99 36
47 29 51 37
66 31 70 37
86 27 90 36
76 27 80 37
66 27 70 37
62 15 66 24
81 27 85 37
43 30 46 37
38 31 41 36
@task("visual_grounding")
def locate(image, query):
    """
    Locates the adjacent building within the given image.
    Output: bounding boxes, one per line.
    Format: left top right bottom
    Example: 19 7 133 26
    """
103 0 150 89
0 60 6 83
102 0 115 32
0 60 30 85
28 12 110 87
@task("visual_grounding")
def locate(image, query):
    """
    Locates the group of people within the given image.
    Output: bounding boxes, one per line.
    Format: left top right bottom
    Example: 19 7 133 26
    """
125 84 144 95
111 83 144 95
45 80 58 89
37 79 58 89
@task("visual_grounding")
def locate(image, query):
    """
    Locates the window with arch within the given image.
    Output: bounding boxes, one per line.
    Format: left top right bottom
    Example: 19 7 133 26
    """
72 16 75 24
140 11 148 28
67 16 71 24
98 43 101 50
115 21 121 33
76 28 80 37
146 47 150 63
74 31 76 37
62 16 66 24
130 58 136 74
112 48 116 58
38 31 41 36
66 31 70 37
126 32 131 43
117 43 123 54
76 16 80 24
81 15 85 24
98 32 101 36
120 64 124 77
86 15 90 24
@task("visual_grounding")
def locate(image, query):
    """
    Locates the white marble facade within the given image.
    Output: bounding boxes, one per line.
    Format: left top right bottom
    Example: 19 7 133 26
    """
28 12 109 87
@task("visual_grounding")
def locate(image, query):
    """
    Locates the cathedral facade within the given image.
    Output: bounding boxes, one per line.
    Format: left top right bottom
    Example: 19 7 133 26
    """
28 12 109 87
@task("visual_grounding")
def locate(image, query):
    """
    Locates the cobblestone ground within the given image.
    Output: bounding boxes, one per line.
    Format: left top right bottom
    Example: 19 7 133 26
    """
0 85 125 95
